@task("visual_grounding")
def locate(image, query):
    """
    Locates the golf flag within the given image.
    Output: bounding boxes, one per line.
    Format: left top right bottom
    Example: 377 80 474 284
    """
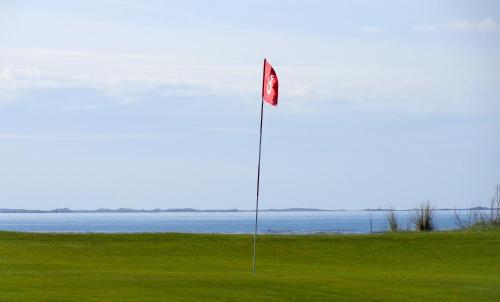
262 59 279 106
253 58 279 273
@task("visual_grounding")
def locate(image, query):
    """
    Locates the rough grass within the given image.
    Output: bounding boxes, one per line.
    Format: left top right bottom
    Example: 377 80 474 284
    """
386 210 399 232
0 230 499 301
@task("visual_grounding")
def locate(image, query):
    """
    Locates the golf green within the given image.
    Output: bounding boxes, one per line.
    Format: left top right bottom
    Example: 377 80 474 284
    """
0 230 498 301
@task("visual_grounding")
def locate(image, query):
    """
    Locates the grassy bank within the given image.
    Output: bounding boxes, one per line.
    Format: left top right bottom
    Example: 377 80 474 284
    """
0 230 498 301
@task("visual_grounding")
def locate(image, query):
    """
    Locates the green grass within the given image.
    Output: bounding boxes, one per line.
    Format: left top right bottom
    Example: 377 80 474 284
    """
0 230 499 301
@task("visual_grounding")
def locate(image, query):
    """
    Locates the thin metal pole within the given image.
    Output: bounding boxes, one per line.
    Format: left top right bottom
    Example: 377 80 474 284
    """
253 97 264 274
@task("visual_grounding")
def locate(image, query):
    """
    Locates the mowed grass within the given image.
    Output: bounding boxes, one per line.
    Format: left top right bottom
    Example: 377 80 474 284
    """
0 230 499 301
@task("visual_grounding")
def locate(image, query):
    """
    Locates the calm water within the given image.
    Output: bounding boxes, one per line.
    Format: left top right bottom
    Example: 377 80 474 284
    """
0 210 471 234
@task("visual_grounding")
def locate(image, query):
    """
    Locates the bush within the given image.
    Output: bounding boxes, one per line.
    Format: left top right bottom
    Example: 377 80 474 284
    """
385 210 399 232
454 186 500 230
453 207 483 230
489 189 500 226
410 200 435 232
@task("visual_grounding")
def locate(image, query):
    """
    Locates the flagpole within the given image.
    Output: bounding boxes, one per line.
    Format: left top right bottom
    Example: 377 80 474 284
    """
253 97 264 274
253 59 266 274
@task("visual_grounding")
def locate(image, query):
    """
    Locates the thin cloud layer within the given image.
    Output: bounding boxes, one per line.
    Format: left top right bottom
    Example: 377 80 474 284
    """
414 18 500 32
361 26 382 34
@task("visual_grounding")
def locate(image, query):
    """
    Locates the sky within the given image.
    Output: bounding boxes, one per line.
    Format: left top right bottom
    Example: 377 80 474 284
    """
1 0 499 210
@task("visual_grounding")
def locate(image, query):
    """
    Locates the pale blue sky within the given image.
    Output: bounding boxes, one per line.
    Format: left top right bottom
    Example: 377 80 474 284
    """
1 0 499 210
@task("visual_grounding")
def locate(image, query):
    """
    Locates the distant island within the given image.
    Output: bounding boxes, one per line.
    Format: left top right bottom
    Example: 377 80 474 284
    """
0 207 494 213
363 206 494 211
0 207 335 213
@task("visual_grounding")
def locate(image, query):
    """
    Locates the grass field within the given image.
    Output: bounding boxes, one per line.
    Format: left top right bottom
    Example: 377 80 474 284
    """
0 230 499 301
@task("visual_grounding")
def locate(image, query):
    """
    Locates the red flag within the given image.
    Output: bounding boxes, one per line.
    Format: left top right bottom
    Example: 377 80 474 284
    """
262 59 279 106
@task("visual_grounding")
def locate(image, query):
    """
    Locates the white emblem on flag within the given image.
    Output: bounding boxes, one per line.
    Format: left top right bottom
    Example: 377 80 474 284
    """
266 75 275 95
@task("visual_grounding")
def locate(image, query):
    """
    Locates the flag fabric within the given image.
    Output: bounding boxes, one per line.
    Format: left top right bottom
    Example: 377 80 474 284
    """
262 59 279 106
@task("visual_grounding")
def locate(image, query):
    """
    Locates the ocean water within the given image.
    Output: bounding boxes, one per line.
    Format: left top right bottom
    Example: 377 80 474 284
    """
0 210 474 234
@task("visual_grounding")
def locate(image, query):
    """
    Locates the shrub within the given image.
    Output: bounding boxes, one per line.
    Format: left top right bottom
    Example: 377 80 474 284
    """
453 207 482 230
454 186 500 230
386 210 399 232
410 200 435 232
489 189 500 226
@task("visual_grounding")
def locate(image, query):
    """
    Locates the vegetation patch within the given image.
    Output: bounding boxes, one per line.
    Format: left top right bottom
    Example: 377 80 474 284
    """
0 230 498 301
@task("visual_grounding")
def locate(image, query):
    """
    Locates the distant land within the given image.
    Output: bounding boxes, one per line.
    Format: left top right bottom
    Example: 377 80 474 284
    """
0 207 333 214
0 207 495 213
364 207 494 211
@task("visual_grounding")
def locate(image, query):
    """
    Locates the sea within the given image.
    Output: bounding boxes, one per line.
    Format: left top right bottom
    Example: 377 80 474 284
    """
0 210 478 234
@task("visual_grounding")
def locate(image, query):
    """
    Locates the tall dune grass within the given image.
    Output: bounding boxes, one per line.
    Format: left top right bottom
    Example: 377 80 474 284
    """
455 194 500 230
385 209 399 232
410 200 436 232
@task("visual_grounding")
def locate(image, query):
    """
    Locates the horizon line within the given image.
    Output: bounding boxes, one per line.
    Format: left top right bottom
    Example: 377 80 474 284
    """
0 206 496 213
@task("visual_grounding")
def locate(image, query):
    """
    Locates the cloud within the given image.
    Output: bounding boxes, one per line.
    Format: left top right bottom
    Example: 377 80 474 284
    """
0 132 160 142
0 3 498 122
361 26 382 34
2 1 499 117
0 48 255 105
413 18 500 32
0 65 214 106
